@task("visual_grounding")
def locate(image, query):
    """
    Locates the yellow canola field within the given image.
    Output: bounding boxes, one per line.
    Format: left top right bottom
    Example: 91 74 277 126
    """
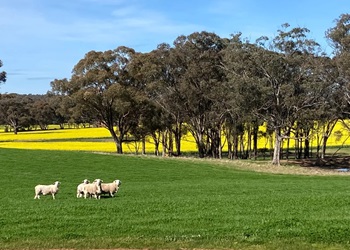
0 127 110 141
0 127 197 153
0 141 115 152
0 122 349 153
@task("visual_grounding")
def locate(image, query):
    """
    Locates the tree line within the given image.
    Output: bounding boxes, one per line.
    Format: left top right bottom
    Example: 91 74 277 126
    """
1 14 350 165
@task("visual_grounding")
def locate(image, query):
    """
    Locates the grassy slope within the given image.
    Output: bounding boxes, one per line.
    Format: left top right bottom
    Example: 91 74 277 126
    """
1 148 350 249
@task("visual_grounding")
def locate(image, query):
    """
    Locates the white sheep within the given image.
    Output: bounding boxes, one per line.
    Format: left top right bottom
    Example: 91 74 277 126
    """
76 179 90 198
34 181 60 199
101 180 122 197
82 179 103 199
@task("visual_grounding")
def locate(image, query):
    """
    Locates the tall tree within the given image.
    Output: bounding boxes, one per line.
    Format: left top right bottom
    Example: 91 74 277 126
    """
30 95 55 130
51 47 139 153
326 14 350 115
172 31 227 158
0 94 31 134
222 33 264 160
223 25 324 165
130 43 186 156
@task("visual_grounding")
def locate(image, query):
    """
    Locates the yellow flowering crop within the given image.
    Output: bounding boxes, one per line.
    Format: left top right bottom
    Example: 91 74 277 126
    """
0 127 110 141
0 127 197 153
0 121 349 153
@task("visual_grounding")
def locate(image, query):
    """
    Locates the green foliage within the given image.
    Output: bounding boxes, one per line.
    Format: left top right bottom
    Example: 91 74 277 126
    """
1 148 350 249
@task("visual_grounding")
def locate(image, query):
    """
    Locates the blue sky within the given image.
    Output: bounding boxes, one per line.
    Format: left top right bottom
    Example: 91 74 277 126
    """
1 0 348 94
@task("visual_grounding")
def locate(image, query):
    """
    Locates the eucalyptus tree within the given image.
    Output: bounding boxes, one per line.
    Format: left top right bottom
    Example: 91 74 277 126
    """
30 94 56 130
306 56 340 159
326 14 350 116
128 43 186 156
47 85 78 128
262 25 326 164
172 31 228 158
0 94 31 134
324 14 350 158
221 33 265 160
47 92 74 128
223 25 324 165
266 25 329 164
51 46 139 154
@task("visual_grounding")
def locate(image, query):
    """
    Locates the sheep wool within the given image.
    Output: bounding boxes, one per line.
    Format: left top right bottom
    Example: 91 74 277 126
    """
82 179 103 199
34 181 60 199
101 179 122 197
76 179 90 198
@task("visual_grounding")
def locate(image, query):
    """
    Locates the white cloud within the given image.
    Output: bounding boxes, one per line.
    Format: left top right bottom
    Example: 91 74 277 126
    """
1 0 202 47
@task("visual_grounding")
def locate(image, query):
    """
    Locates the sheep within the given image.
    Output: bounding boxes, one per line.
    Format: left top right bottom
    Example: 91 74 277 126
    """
82 179 103 199
101 180 122 197
76 179 90 198
34 181 60 199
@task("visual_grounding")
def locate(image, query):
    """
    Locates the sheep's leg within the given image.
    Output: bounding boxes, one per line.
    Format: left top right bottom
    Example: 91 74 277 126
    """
52 193 55 199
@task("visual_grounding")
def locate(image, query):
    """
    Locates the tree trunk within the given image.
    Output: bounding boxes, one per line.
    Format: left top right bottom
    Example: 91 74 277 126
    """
116 140 123 154
108 127 123 154
321 135 328 159
272 128 282 165
173 122 182 156
151 131 160 156
190 129 206 158
227 138 233 159
253 125 258 160
246 127 251 159
304 138 310 158
286 137 290 159
233 133 238 159
198 141 206 158
218 127 222 159
168 130 174 157
161 130 168 157
141 137 146 155
10 119 19 135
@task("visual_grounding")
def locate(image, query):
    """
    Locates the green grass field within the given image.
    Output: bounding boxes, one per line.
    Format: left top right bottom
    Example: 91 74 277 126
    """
1 148 350 249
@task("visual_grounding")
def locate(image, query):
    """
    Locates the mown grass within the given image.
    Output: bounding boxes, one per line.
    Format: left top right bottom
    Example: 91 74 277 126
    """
1 148 350 249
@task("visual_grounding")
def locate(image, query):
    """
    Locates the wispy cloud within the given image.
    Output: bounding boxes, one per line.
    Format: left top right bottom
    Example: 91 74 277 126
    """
27 77 54 81
1 0 201 47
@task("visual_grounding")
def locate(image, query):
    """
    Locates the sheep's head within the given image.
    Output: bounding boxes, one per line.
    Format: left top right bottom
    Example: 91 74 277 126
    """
94 179 103 185
115 180 122 187
83 179 90 184
54 181 61 187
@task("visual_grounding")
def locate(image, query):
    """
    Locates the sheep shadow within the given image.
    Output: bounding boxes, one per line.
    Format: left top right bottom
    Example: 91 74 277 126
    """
99 195 119 199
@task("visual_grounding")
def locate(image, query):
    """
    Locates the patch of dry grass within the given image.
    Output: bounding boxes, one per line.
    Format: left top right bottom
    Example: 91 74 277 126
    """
139 154 350 176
